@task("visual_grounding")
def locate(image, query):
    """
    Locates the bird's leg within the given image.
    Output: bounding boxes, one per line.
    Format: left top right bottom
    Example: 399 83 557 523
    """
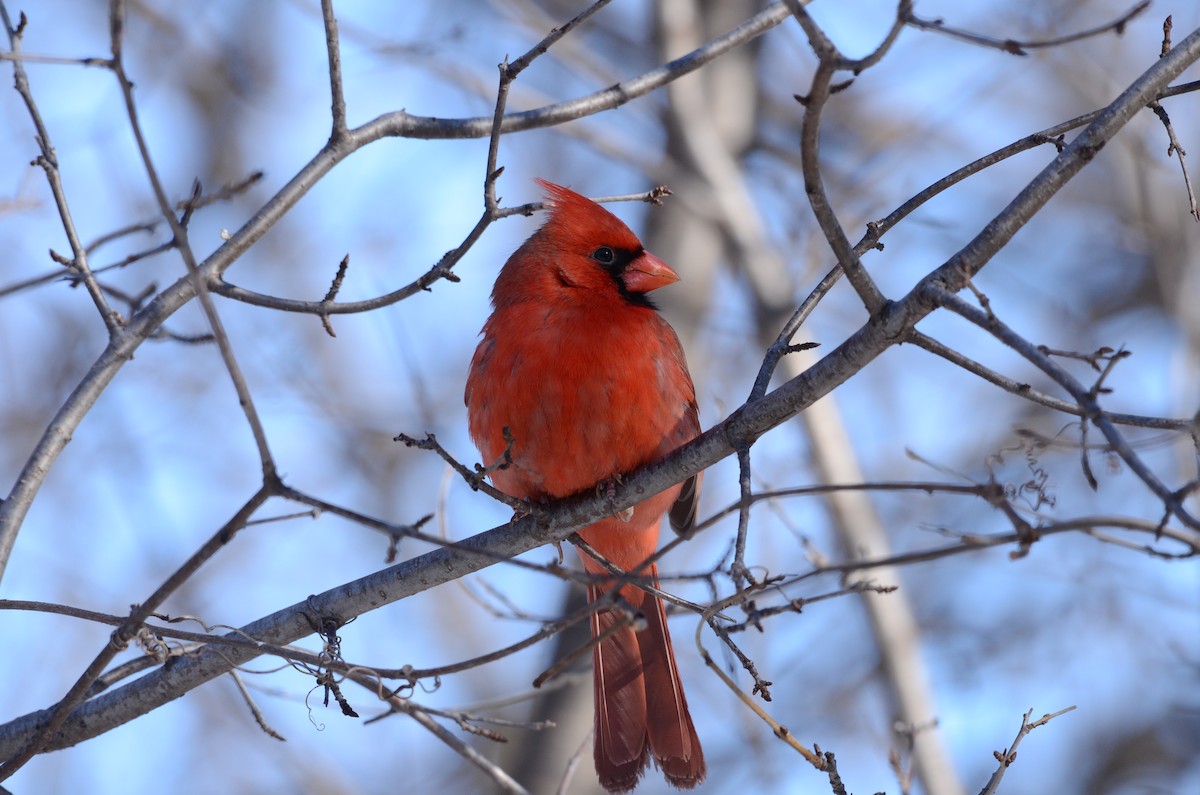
597 474 634 523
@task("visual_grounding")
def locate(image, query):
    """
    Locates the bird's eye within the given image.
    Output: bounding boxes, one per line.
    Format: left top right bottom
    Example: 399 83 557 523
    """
592 246 615 264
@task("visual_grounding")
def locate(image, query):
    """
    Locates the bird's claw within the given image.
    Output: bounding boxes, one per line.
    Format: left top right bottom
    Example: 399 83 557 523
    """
597 475 634 523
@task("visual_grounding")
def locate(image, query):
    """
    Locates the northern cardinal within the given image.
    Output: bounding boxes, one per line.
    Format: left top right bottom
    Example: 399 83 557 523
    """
465 180 705 792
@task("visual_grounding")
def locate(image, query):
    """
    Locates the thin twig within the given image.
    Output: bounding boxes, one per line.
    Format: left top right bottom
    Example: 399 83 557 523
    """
492 186 671 220
228 670 286 741
909 332 1195 431
977 706 1077 795
408 601 600 683
693 479 996 533
1149 101 1200 220
346 672 529 795
906 2 1149 56
108 0 278 482
694 608 821 766
556 732 592 795
729 447 758 595
320 0 346 137
0 4 120 333
532 604 638 689
1 172 262 301
318 255 349 337
931 289 1199 531
394 432 530 511
786 0 907 314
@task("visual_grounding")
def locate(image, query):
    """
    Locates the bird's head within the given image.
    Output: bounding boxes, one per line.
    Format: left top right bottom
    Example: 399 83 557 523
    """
493 179 679 309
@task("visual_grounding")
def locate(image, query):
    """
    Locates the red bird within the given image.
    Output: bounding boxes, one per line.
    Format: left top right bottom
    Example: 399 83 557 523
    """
465 180 705 792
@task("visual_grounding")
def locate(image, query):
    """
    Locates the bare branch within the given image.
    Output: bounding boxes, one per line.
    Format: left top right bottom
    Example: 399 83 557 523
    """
931 289 1199 531
106 0 278 485
1149 100 1200 220
786 0 905 313
320 0 346 137
0 3 120 333
977 707 1077 795
354 2 793 142
906 2 1150 56
694 606 822 768
909 332 1196 431
228 671 286 742
349 675 530 795
0 487 272 780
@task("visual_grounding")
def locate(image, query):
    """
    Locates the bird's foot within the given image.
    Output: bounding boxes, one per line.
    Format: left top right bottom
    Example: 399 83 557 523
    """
597 475 634 523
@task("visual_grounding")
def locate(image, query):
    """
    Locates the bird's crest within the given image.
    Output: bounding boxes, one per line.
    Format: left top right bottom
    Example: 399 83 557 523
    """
535 179 641 250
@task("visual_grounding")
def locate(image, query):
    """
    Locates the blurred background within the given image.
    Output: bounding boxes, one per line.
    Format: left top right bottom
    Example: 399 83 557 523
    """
1 1 1198 793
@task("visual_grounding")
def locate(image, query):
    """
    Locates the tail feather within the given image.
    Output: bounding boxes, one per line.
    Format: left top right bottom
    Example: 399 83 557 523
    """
641 579 705 788
591 589 651 792
589 567 706 793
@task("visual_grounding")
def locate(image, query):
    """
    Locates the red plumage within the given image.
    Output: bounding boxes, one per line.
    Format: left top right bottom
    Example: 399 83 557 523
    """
465 180 705 792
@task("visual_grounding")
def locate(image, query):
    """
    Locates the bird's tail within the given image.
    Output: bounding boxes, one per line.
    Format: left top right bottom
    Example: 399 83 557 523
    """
589 564 705 792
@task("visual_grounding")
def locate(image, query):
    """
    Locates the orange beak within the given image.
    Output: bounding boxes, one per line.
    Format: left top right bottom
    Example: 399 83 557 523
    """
622 251 680 294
